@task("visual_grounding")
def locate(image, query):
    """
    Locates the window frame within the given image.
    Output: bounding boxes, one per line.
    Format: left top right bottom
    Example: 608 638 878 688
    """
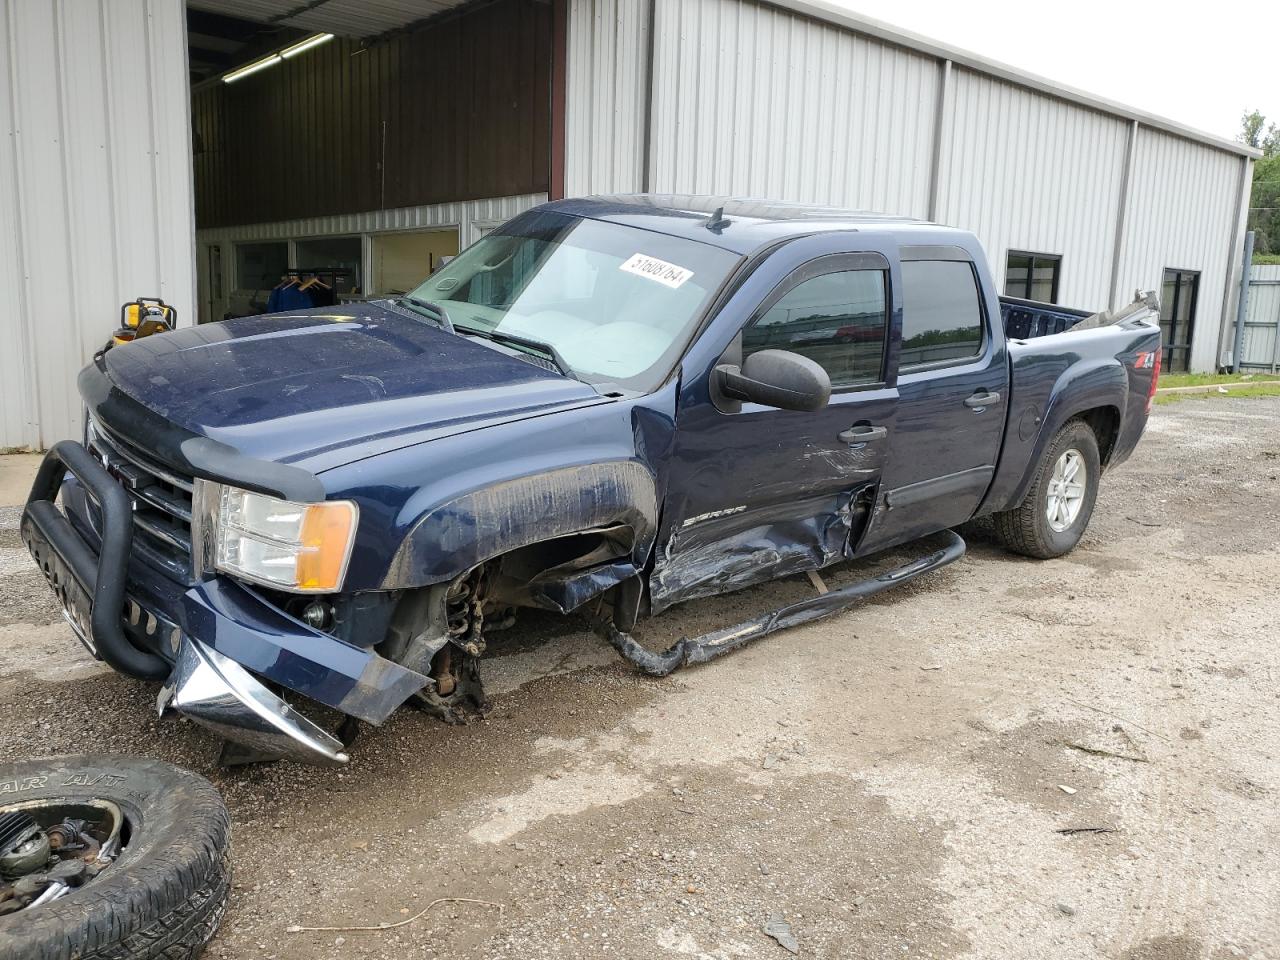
1004 249 1063 304
740 251 893 394
897 252 990 375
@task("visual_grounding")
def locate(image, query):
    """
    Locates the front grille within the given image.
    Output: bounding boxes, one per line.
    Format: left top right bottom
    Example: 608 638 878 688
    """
86 419 195 582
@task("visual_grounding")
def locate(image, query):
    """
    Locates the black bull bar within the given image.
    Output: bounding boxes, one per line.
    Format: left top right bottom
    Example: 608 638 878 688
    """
20 440 169 679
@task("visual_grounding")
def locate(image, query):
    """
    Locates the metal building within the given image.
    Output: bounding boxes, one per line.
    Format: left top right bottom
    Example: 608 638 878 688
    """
564 0 1257 377
0 0 195 450
0 0 1258 448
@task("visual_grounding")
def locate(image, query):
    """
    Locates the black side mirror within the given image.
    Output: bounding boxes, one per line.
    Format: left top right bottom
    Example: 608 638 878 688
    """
714 349 831 412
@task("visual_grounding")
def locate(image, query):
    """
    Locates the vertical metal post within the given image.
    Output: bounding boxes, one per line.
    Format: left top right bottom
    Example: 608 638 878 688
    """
1231 231 1255 372
549 0 568 200
1272 279 1280 373
926 60 951 222
1108 120 1139 311
1216 156 1252 368
641 0 657 194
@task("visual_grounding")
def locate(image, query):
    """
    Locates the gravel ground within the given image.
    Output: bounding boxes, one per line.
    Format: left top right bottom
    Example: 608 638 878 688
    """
1 398 1278 960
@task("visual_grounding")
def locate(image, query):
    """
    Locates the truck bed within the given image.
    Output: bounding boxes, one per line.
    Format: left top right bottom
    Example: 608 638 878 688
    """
999 296 1091 340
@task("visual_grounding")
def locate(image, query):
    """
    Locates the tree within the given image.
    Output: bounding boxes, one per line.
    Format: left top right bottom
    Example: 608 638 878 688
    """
1239 110 1280 157
1240 111 1280 258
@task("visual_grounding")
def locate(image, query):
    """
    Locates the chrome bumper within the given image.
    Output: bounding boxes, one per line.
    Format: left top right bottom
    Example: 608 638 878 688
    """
157 638 349 766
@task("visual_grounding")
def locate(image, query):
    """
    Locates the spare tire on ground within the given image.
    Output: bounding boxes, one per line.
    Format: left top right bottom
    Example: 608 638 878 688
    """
0 755 230 960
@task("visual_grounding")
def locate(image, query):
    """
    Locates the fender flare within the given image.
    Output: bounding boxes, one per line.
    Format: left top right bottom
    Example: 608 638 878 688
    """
381 461 659 589
1001 359 1128 511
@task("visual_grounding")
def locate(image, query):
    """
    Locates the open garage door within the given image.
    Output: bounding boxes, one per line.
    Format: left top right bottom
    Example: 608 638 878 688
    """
188 0 558 323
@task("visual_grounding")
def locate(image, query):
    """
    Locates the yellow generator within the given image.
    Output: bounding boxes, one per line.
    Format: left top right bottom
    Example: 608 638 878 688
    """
106 297 177 350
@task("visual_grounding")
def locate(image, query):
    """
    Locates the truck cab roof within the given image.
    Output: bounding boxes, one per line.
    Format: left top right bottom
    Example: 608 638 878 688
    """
544 194 972 256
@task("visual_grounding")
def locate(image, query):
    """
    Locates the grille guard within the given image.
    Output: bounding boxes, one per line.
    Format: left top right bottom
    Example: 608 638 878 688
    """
22 441 170 679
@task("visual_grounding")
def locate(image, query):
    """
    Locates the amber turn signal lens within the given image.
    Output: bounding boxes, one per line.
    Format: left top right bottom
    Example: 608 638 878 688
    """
296 501 358 591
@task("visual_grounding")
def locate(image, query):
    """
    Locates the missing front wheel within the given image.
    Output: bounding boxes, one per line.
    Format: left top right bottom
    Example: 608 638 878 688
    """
413 646 489 723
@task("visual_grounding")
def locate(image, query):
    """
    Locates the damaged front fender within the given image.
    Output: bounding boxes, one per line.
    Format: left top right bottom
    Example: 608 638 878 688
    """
382 461 659 591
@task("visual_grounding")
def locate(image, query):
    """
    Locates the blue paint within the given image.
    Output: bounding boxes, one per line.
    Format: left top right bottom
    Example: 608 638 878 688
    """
36 196 1160 724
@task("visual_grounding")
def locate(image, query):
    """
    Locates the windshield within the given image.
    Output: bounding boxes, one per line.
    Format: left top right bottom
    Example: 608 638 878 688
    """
405 210 741 390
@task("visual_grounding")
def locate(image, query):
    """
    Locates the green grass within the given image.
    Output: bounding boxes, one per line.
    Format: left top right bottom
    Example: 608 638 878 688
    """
1157 372 1280 389
1153 384 1280 405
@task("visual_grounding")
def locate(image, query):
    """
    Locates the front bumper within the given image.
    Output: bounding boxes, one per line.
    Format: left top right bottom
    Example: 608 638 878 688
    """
21 441 428 765
158 636 349 765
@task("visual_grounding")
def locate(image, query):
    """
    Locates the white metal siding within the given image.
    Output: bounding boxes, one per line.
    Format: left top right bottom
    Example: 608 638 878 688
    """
1115 128 1244 372
937 68 1129 311
565 0 1253 372
646 0 937 215
0 0 195 449
194 193 548 245
564 0 650 196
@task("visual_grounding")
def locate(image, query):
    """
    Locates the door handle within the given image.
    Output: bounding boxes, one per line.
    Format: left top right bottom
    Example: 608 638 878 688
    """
838 424 887 444
964 390 1001 409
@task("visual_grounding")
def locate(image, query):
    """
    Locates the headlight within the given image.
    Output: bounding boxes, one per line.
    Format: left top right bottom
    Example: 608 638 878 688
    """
213 486 358 593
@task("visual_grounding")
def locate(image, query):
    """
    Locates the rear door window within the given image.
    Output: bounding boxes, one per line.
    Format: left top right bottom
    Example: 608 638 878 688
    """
900 260 985 368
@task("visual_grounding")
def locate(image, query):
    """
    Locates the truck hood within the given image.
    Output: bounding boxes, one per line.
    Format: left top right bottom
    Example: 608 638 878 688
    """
99 302 606 471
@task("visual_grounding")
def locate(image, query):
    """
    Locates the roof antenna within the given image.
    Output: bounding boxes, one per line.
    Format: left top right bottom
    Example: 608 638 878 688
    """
705 205 731 234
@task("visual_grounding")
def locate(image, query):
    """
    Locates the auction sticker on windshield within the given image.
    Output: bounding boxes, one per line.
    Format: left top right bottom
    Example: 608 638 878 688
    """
619 253 694 289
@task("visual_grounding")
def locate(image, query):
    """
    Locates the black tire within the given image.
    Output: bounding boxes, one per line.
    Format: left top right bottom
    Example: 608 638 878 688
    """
993 419 1101 559
0 756 230 960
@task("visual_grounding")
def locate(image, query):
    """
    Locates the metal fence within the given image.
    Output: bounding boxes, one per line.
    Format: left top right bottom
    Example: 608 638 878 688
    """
1239 263 1280 372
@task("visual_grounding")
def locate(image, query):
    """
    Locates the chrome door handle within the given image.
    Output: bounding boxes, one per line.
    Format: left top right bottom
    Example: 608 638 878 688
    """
838 424 887 444
964 391 1001 409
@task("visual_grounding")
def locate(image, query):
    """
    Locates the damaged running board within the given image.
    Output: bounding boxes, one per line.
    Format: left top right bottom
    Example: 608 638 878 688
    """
601 529 966 677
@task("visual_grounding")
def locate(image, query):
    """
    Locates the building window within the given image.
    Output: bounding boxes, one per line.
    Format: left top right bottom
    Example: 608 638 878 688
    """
1004 251 1061 303
743 269 888 388
294 236 363 294
370 229 460 296
899 260 985 368
234 242 288 293
1160 268 1199 373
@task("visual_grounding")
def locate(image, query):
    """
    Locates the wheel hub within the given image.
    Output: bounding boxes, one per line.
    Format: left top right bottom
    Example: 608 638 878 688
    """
0 800 125 915
1046 449 1087 533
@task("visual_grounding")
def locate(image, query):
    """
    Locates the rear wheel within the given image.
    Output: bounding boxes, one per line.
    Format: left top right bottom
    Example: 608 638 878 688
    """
994 419 1100 559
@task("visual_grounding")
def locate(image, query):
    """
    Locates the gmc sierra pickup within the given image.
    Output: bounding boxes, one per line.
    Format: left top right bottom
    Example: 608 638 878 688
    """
22 195 1161 765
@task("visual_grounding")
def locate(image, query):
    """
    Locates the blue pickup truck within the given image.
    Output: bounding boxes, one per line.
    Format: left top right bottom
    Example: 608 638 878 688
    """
21 196 1161 765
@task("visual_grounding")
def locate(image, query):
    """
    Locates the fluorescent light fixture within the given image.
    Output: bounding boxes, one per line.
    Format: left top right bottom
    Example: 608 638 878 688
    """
223 54 282 83
222 33 333 83
280 33 334 59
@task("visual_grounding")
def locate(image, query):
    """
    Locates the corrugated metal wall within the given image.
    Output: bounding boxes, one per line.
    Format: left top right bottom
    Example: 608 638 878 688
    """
195 193 548 245
647 0 937 215
1115 128 1247 372
1241 263 1280 371
565 0 1252 372
937 69 1130 311
0 0 195 449
564 0 650 195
